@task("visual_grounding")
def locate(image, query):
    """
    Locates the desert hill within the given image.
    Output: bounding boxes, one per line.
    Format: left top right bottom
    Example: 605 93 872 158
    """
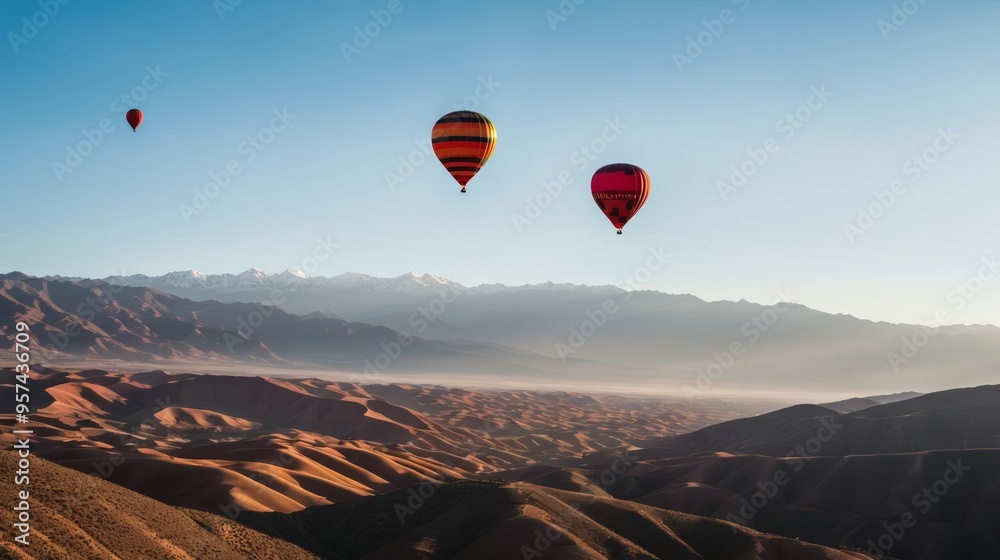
821 392 923 413
643 384 1000 456
0 446 872 559
548 385 1000 559
239 480 873 560
0 367 761 518
0 451 318 559
570 450 1000 560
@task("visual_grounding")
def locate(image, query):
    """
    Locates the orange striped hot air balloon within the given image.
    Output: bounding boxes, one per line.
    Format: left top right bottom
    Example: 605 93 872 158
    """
591 163 651 234
431 111 497 193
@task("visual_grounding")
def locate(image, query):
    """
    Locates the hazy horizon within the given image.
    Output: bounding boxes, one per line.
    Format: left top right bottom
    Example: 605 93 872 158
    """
7 265 1000 329
19 355 923 406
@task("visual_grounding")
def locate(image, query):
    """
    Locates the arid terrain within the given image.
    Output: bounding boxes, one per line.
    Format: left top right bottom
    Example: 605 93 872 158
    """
3 272 999 559
0 452 319 560
1 365 998 558
0 367 767 514
572 386 1000 559
0 452 872 560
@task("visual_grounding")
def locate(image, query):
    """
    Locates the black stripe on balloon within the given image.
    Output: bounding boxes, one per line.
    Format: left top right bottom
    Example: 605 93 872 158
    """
598 164 636 175
445 166 481 172
439 157 483 164
436 116 487 124
432 136 492 143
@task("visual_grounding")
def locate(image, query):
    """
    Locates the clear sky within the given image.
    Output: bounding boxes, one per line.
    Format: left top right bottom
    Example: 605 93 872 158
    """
2 0 999 326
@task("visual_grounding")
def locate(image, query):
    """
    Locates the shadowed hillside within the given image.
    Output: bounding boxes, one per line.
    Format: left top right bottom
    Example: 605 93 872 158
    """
240 481 874 560
0 452 318 560
562 385 1000 559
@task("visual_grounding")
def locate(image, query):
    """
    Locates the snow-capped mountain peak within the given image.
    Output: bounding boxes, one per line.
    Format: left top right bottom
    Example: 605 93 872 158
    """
91 270 625 296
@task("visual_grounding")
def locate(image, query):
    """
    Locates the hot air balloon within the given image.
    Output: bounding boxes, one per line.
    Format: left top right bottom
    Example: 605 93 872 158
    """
431 111 496 193
126 109 143 132
591 163 651 234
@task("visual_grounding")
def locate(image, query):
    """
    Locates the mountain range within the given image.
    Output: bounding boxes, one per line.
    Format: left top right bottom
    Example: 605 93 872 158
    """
0 272 602 380
12 270 1000 396
62 268 623 297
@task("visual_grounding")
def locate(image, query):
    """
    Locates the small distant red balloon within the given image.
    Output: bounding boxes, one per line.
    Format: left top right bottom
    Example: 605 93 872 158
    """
126 109 143 132
591 163 651 234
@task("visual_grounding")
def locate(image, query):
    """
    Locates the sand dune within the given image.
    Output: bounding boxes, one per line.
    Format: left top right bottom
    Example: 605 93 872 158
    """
0 368 505 515
0 366 750 521
361 383 772 464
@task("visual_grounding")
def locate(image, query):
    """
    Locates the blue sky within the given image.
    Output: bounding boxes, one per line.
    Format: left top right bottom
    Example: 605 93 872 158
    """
2 0 999 326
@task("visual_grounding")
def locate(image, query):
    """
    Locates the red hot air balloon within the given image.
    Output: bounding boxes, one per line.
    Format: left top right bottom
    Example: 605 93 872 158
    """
591 163 651 234
431 111 497 193
126 109 143 132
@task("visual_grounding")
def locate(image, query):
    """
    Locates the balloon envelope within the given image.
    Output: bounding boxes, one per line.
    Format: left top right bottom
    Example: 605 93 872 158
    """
591 163 651 233
126 109 143 132
431 111 496 192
